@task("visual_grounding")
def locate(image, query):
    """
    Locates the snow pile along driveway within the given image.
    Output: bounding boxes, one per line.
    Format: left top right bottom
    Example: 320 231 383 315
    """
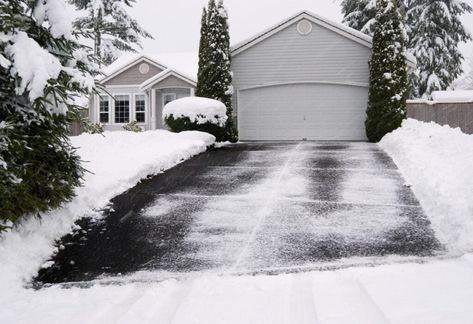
0 130 214 290
380 119 473 252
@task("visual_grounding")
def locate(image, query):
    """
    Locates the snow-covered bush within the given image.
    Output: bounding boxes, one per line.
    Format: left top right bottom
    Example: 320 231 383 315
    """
83 122 105 134
164 97 227 141
0 0 97 230
123 121 143 133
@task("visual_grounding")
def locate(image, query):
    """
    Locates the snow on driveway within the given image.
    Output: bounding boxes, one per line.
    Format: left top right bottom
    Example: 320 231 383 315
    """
36 142 440 284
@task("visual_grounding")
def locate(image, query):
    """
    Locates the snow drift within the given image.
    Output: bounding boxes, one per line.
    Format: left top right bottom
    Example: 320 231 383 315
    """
380 119 473 252
163 97 228 126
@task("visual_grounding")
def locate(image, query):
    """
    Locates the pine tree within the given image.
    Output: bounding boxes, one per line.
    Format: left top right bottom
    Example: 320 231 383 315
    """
196 0 237 142
407 0 472 98
341 0 406 35
0 0 97 230
341 0 377 35
365 0 409 142
70 0 153 66
453 53 473 90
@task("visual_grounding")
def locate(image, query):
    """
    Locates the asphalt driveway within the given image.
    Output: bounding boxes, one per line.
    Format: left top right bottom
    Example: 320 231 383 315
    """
36 142 440 285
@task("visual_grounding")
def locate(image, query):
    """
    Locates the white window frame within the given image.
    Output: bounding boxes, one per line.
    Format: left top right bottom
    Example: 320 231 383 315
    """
112 93 132 125
97 94 111 124
133 93 147 125
162 93 177 108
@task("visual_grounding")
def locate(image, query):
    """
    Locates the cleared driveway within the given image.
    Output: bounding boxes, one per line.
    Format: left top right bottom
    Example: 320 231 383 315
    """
36 142 440 284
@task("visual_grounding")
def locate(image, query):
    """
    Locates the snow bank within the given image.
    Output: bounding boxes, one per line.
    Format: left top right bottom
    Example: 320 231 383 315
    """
163 97 228 126
431 90 473 103
0 130 214 289
380 119 473 251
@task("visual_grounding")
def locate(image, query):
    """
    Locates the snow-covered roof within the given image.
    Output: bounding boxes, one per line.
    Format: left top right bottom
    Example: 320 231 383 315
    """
100 52 198 84
231 10 417 68
431 90 473 103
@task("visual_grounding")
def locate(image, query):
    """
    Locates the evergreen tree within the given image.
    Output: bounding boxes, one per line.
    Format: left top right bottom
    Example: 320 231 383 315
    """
341 0 377 35
365 0 409 142
70 0 153 65
196 0 237 142
196 7 209 98
0 0 97 230
407 0 472 97
453 53 473 90
341 0 406 35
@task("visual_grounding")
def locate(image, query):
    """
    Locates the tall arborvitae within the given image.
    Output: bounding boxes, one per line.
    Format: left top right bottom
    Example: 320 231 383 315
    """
0 0 97 230
196 7 209 97
196 0 237 142
365 0 408 142
407 0 472 98
70 0 153 65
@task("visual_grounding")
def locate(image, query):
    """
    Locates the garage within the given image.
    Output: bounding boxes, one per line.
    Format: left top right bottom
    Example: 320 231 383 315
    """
238 83 368 141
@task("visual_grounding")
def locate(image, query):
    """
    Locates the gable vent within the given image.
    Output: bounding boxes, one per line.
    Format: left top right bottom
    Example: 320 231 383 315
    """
139 63 150 74
297 19 313 36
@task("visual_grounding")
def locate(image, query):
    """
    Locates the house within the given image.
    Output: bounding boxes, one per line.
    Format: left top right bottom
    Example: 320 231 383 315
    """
231 11 416 141
89 54 197 131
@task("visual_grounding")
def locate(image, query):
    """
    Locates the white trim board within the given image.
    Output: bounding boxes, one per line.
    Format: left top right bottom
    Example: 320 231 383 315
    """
238 81 369 91
140 70 197 90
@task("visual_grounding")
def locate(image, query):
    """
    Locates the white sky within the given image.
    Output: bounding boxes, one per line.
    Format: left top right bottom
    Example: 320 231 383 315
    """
130 0 473 69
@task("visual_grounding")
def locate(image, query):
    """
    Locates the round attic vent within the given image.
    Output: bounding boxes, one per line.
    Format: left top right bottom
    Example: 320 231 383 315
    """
139 63 150 74
297 19 313 36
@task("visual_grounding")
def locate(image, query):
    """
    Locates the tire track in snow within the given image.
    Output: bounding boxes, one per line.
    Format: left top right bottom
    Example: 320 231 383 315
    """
232 143 305 271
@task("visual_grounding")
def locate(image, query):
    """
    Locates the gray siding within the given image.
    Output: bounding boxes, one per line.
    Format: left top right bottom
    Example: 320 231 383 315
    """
152 75 195 89
105 61 164 86
231 20 372 113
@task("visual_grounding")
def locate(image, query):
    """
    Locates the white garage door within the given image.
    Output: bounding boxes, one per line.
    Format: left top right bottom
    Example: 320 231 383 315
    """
238 83 368 141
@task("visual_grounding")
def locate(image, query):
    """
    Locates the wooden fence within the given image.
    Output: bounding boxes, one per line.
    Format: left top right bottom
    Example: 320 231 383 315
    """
407 101 473 135
69 109 89 136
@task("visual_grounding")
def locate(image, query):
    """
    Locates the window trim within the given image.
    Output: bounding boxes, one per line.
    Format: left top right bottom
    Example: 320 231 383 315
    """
97 94 111 124
162 93 177 108
112 93 132 125
133 93 147 125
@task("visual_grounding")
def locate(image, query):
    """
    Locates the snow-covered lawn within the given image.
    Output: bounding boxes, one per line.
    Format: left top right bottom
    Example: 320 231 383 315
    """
2 120 473 323
0 130 214 290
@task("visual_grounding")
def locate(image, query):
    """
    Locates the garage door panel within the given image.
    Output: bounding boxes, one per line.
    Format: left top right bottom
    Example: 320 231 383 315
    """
238 83 368 141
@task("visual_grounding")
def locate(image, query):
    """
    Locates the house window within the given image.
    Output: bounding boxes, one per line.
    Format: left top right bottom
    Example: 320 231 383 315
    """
135 94 146 123
162 93 176 107
114 95 130 123
99 95 109 123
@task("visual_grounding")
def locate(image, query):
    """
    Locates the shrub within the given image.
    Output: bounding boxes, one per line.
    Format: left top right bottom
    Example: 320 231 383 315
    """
123 121 143 132
163 97 228 141
165 115 226 141
83 121 104 134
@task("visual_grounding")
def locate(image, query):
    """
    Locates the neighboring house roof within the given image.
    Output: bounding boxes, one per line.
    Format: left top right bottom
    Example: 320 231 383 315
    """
99 53 198 85
231 10 417 68
140 68 197 90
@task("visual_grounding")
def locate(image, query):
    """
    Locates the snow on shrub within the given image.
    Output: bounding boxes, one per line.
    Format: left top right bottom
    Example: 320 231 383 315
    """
163 97 228 141
380 119 473 252
163 97 227 126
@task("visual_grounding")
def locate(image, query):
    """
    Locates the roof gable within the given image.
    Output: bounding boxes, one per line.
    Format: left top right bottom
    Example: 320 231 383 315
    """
231 10 416 67
101 55 167 84
140 69 196 90
231 11 372 56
